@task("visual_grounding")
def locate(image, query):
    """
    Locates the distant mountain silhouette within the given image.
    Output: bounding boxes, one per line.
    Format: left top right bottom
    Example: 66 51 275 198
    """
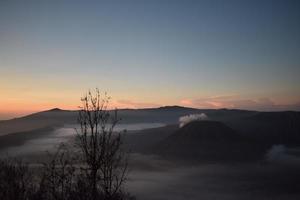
47 108 64 112
0 106 299 147
157 105 198 111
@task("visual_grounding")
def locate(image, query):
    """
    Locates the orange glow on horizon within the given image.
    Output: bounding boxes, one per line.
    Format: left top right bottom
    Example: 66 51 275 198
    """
0 89 299 120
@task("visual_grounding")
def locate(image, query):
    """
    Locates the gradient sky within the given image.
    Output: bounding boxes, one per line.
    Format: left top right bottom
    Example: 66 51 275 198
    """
1 0 300 119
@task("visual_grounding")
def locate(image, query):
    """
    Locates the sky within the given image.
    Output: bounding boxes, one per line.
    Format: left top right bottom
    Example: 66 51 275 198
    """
0 0 300 119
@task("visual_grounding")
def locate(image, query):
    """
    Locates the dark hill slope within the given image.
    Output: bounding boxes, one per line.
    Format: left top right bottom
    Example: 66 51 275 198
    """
1 106 299 145
233 111 300 145
156 121 269 161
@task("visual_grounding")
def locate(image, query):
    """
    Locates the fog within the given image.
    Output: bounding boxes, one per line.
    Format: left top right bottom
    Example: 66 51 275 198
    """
0 123 164 157
1 121 300 199
266 144 300 165
127 151 300 200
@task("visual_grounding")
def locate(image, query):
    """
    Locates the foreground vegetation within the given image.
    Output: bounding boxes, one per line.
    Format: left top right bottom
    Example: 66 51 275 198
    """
0 90 134 200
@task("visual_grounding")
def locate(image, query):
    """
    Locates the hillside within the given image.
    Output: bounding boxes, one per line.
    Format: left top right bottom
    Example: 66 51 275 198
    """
1 106 300 146
155 121 269 161
0 109 76 136
231 111 300 145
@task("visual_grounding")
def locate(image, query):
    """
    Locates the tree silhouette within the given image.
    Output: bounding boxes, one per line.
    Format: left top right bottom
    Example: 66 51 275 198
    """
0 89 133 200
76 89 129 200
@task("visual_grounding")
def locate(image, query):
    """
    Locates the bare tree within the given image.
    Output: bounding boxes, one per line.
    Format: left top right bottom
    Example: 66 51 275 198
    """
76 89 128 200
38 144 76 200
0 89 133 200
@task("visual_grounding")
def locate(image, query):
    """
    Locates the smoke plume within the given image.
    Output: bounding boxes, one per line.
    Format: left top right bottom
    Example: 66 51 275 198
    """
179 113 208 128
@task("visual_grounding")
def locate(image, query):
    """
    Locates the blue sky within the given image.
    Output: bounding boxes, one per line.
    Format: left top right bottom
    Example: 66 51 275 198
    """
0 0 300 118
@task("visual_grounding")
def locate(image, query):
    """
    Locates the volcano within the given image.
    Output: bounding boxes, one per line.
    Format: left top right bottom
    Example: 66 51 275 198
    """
157 121 268 161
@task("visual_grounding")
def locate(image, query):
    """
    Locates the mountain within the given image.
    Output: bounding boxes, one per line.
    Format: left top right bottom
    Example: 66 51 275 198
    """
0 108 77 136
0 106 300 146
155 121 269 161
168 120 242 142
235 111 300 145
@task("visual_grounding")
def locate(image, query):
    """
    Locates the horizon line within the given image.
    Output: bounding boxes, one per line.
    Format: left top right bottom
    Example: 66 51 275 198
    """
2 105 300 121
